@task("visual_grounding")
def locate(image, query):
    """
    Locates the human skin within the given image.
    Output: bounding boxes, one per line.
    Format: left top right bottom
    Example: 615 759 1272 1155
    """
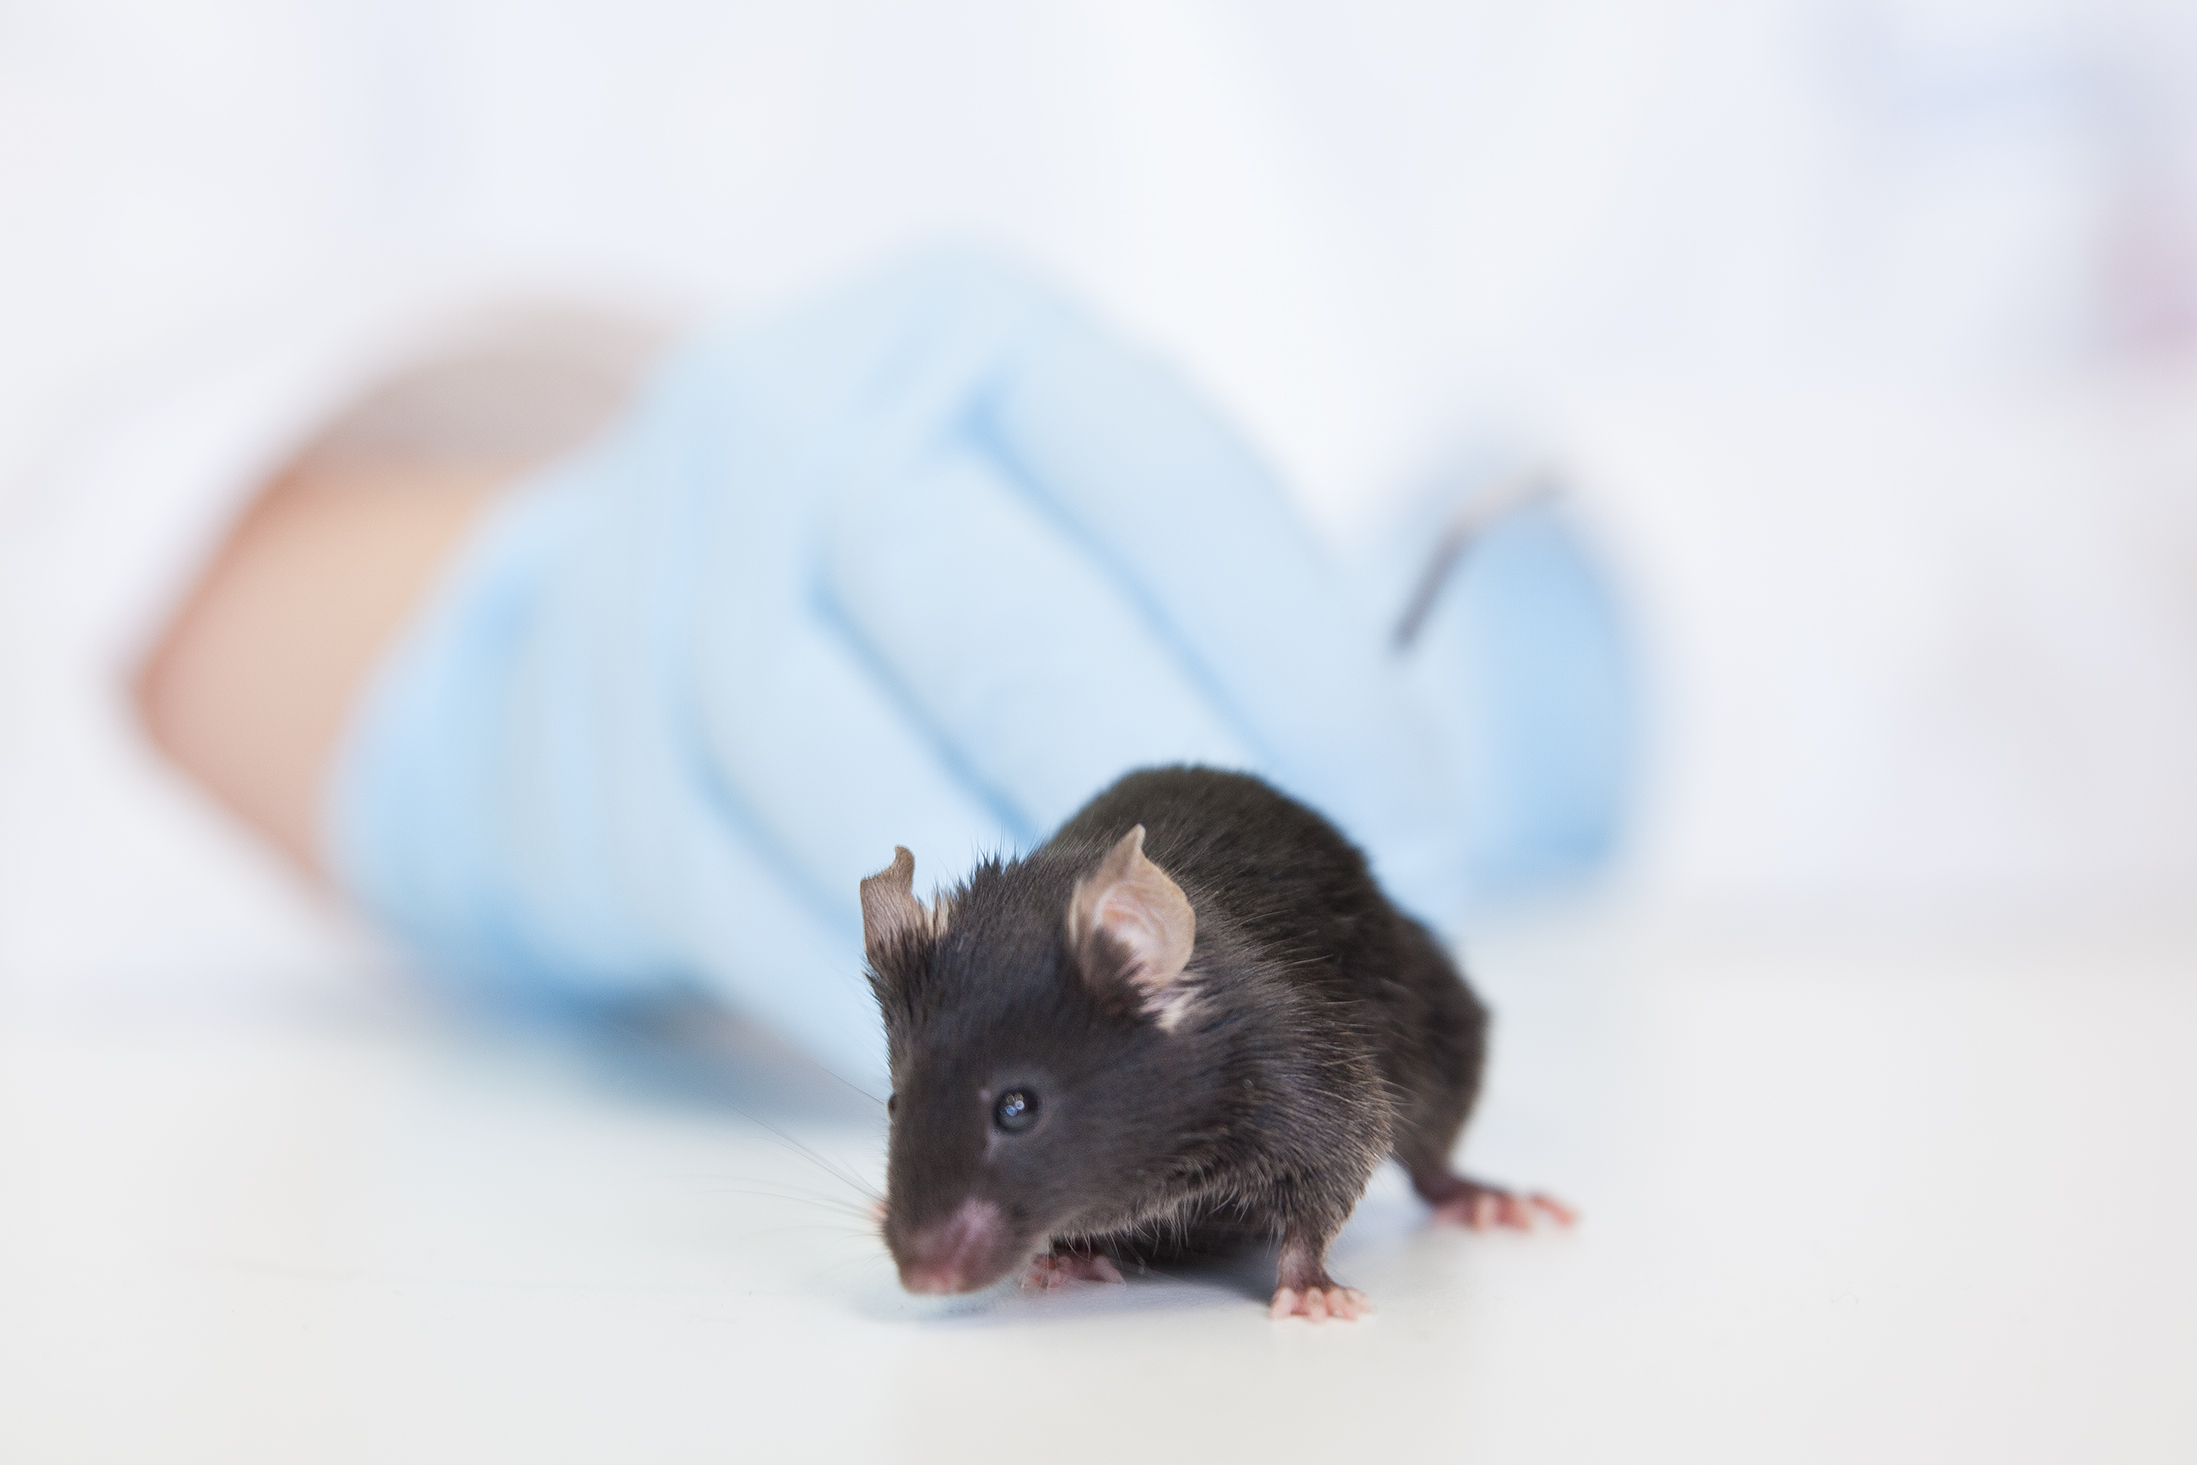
134 314 660 872
135 459 513 871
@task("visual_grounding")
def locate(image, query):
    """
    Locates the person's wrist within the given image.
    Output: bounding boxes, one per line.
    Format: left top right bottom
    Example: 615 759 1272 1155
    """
134 460 514 872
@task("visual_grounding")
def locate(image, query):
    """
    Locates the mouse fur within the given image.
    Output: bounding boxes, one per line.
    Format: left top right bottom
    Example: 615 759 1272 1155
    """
862 764 1566 1320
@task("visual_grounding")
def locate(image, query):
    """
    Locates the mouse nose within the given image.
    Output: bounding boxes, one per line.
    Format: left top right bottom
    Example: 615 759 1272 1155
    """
896 1197 1007 1295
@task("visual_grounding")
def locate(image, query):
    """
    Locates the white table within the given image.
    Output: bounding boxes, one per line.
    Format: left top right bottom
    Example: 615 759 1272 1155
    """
3 908 2191 1463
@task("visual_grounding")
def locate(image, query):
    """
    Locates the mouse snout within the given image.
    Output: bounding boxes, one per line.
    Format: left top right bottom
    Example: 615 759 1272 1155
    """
893 1197 1011 1295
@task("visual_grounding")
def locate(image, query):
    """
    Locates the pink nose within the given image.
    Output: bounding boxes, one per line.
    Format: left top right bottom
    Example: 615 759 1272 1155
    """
897 1197 1005 1295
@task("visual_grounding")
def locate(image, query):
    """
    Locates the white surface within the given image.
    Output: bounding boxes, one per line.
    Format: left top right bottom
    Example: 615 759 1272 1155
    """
3 909 2190 1464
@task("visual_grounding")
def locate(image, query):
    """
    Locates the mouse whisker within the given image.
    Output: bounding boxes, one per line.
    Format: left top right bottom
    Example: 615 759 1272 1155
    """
692 1182 884 1224
735 1221 883 1243
715 1107 885 1204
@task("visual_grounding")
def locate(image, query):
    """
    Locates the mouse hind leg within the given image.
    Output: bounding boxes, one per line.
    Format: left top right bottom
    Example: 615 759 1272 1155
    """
1395 1089 1578 1231
1394 1100 1575 1229
1383 911 1490 1182
1387 917 1577 1232
1411 1169 1578 1230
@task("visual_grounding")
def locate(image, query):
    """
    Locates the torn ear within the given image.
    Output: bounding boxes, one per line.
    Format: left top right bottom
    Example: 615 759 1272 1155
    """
1068 826 1197 1026
861 847 938 969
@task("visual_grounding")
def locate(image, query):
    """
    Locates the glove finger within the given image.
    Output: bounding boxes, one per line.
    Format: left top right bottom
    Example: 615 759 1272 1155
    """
677 400 1023 933
694 598 1023 920
825 446 1259 836
979 322 1456 855
667 798 894 1092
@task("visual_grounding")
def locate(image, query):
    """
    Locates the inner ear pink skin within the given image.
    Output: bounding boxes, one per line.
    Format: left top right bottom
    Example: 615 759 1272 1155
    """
1067 825 1196 1000
862 845 942 962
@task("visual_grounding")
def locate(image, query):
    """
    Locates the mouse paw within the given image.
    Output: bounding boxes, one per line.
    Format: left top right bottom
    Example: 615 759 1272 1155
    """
1423 1175 1577 1231
1022 1247 1124 1291
1269 1284 1372 1323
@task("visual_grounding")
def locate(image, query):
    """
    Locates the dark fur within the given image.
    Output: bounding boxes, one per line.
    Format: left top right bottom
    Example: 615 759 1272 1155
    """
869 765 1489 1293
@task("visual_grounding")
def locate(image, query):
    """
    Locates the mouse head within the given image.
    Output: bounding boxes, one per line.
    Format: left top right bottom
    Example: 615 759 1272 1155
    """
862 827 1209 1295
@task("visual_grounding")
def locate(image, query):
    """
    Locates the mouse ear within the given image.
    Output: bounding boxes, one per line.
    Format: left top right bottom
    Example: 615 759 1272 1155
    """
861 847 940 971
1068 826 1197 1029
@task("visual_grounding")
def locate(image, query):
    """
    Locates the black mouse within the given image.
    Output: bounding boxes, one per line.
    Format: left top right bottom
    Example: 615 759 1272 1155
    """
861 764 1571 1321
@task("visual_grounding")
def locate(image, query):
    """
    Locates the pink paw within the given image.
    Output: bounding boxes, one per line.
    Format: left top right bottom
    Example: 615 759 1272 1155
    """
1431 1185 1577 1232
1022 1250 1125 1291
1269 1284 1372 1322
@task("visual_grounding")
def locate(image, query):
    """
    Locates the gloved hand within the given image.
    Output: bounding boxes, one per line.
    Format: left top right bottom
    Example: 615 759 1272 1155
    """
328 252 1626 1088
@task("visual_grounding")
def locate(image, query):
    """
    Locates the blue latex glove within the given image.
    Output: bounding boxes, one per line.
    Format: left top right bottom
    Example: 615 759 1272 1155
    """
1401 501 1634 898
328 253 1628 1088
1366 459 1636 903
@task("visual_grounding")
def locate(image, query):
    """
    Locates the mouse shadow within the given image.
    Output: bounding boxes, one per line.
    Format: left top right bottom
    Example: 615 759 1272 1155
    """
572 995 887 1129
843 1241 1282 1328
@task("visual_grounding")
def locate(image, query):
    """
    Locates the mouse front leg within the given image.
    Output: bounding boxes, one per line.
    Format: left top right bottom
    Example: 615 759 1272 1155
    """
1022 1238 1125 1290
1269 1225 1370 1322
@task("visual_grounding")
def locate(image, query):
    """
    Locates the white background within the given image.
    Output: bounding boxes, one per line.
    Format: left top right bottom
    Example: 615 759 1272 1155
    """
6 0 2197 936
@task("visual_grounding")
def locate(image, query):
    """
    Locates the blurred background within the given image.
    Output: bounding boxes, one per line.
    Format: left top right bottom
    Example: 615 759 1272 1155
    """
6 0 2196 978
2 4 2194 1460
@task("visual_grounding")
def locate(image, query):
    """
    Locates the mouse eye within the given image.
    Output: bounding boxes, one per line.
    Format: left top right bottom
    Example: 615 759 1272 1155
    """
993 1089 1039 1134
